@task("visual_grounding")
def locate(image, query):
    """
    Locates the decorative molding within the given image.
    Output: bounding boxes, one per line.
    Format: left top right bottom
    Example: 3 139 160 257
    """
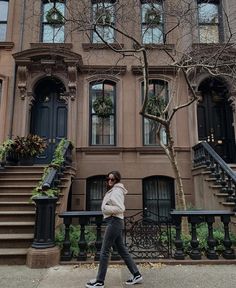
80 65 127 75
131 65 177 75
0 42 14 50
17 66 28 100
27 91 35 107
82 43 124 52
68 66 77 100
228 93 236 112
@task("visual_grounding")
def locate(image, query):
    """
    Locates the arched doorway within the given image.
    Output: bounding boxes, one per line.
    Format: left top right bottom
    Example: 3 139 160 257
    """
30 77 68 163
197 77 236 163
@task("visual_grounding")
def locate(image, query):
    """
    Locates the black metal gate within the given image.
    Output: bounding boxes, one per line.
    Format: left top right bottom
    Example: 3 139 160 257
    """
124 211 172 259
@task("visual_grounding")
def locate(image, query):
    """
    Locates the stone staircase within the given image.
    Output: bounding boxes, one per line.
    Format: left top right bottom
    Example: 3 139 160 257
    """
0 165 75 265
192 163 236 233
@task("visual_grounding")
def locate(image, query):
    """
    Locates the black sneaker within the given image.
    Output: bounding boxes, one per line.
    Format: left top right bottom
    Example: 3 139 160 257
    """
125 274 143 285
86 279 104 288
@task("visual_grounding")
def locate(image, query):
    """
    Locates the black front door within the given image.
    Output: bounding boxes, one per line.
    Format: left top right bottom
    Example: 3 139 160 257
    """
30 78 67 163
197 78 236 163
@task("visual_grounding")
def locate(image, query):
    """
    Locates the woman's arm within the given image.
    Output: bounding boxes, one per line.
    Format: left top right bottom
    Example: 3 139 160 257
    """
102 190 125 215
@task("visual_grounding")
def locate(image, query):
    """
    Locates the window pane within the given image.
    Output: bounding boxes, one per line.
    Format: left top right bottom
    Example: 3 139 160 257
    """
199 25 219 43
142 3 163 23
92 1 115 43
42 24 64 43
0 24 6 41
142 27 163 44
198 3 219 24
90 81 115 145
143 80 168 145
143 176 174 222
0 1 8 21
87 176 106 210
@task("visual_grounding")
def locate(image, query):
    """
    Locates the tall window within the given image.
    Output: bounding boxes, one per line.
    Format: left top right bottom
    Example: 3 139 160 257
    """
143 176 175 222
92 0 115 43
41 0 65 43
90 80 116 145
0 0 9 41
141 0 164 44
197 1 221 43
87 176 106 210
142 80 168 145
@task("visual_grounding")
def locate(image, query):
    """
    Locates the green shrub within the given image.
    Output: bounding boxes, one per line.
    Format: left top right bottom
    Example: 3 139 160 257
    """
55 224 97 257
172 223 236 255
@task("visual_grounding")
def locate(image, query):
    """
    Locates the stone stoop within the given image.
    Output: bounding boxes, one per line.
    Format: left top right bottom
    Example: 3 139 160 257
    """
0 165 45 265
0 165 76 265
192 165 236 212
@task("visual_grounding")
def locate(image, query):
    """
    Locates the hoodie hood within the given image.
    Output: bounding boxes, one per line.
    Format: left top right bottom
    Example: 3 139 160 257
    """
113 183 128 194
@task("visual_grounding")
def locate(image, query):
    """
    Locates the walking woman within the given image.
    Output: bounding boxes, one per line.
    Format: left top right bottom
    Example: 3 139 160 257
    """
86 171 143 288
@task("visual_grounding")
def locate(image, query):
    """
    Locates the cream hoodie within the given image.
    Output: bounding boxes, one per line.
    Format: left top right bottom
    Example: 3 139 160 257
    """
101 183 128 219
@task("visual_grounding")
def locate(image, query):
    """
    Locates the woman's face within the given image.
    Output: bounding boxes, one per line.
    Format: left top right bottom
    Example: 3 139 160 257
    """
107 173 116 188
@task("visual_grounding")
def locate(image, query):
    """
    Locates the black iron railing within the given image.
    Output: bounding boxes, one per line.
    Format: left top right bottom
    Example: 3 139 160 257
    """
59 211 104 261
171 210 236 260
193 141 236 206
42 140 73 191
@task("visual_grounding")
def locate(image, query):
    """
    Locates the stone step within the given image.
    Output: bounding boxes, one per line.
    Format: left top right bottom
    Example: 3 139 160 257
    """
0 233 34 248
0 248 28 265
0 185 37 193
3 165 46 173
0 178 41 186
0 202 35 211
0 171 44 179
0 193 33 201
0 211 35 222
0 222 35 234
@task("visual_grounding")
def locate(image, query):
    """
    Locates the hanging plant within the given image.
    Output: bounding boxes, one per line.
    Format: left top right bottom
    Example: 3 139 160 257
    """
93 96 113 118
95 8 112 25
145 9 161 25
46 7 64 26
146 95 166 117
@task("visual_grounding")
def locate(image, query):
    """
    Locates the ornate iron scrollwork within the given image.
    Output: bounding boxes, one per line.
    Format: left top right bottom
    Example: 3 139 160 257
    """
124 211 172 259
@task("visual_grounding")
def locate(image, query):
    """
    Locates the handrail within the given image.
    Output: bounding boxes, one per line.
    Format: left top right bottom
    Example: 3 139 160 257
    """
42 140 73 190
193 141 236 204
193 141 236 181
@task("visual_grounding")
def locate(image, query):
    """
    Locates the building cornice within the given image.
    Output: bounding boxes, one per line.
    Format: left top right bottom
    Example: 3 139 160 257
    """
80 65 127 75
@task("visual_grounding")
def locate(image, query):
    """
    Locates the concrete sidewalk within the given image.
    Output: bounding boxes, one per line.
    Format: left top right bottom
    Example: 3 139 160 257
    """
0 263 236 288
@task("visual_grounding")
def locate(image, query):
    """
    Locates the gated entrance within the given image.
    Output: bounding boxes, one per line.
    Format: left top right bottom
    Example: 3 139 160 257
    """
124 211 172 259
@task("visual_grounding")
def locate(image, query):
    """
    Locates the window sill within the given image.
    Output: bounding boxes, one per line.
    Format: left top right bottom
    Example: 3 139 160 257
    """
82 43 124 51
133 43 174 51
0 42 14 50
30 43 73 50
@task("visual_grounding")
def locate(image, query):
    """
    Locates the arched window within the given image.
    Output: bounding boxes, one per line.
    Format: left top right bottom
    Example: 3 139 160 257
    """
142 79 168 145
41 0 65 43
0 0 9 41
90 80 116 145
143 176 175 222
92 0 116 43
86 175 107 211
141 0 164 44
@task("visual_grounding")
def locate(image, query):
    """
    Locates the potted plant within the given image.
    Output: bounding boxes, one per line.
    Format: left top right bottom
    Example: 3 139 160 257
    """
12 134 47 165
0 139 14 167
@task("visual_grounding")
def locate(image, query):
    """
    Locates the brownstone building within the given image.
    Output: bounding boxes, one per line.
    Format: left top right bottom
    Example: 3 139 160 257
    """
1 0 236 222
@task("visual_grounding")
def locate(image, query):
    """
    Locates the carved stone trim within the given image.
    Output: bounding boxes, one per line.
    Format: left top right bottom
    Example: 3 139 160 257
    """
17 66 28 100
68 66 77 100
228 93 236 112
131 65 177 75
